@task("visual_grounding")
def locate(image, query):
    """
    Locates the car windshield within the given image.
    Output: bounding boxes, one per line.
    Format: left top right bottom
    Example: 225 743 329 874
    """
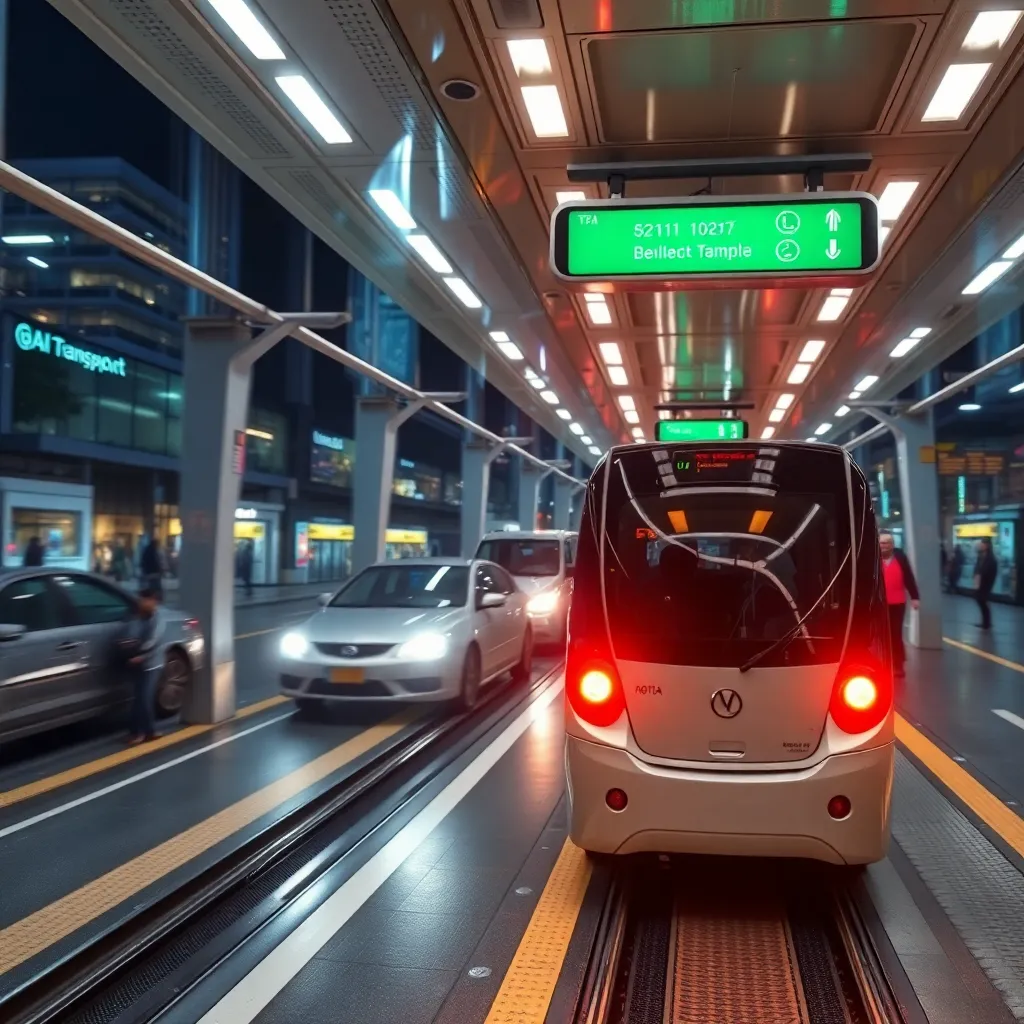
476 539 560 577
329 564 469 608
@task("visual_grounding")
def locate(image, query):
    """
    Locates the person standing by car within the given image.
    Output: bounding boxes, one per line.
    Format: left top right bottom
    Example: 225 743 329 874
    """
973 538 998 631
23 535 44 566
140 537 164 599
879 532 920 680
119 587 165 745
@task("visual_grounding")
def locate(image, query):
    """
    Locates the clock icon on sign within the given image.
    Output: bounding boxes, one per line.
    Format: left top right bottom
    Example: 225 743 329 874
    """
776 239 800 263
776 210 800 234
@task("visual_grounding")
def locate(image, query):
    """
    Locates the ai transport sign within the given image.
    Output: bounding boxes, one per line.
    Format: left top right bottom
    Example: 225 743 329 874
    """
550 192 880 288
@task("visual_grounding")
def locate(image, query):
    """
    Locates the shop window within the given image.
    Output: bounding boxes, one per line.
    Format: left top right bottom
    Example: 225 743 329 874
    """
9 508 82 560
246 409 287 475
133 363 169 453
0 578 61 632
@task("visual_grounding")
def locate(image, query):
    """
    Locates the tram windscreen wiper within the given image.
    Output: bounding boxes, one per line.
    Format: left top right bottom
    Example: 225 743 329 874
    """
738 618 809 673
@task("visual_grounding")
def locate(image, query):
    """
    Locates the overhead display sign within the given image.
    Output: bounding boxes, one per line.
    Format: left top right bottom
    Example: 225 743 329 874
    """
656 419 748 442
550 193 880 286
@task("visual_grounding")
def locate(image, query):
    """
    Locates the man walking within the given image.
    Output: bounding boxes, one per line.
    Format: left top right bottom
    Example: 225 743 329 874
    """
120 586 164 745
973 538 998 630
879 532 920 680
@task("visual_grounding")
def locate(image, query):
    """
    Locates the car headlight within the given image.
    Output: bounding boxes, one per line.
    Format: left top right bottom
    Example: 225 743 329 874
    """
396 632 449 661
280 632 309 659
526 590 559 616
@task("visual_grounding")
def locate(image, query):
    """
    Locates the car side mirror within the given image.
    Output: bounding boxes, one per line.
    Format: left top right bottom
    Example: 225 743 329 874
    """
480 591 507 610
0 623 25 642
318 592 333 607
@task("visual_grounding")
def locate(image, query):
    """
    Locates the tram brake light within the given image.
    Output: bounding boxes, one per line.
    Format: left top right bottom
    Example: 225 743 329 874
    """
829 666 890 734
566 653 625 728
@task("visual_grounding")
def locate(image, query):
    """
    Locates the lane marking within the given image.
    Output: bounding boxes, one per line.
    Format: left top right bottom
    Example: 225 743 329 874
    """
896 713 1024 856
0 712 295 839
993 709 1024 732
0 696 288 810
0 710 417 976
196 677 565 1024
943 636 1024 675
484 839 591 1024
234 612 310 642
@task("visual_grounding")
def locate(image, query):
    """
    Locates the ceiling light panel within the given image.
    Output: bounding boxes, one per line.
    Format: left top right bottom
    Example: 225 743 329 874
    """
556 190 586 205
761 427 776 439
798 339 826 363
624 410 640 425
608 366 629 386
443 276 483 308
589 445 601 455
507 39 551 76
1004 232 1024 259
776 393 795 409
814 423 832 436
963 10 1022 50
599 341 623 365
581 435 592 445
817 294 850 322
521 85 568 138
276 75 352 143
570 422 584 435
855 375 879 392
539 390 559 404
368 189 415 230
963 260 1013 294
406 234 451 273
556 408 572 420
631 427 644 438
207 0 285 60
497 341 523 360
787 363 811 384
618 395 636 411
911 327 932 339
877 181 919 222
835 405 851 417
585 298 612 325
890 337 920 358
768 409 785 423
922 63 991 121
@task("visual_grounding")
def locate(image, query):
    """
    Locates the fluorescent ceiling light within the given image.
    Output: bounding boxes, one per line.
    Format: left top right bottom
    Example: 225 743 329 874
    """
507 39 551 76
776 393 795 409
608 366 629 386
443 276 483 308
798 339 826 363
817 294 850 322
814 423 832 436
497 341 524 360
877 181 919 222
761 427 776 440
1003 232 1024 259
489 330 509 342
27 256 49 268
3 234 54 244
583 292 606 302
768 409 785 423
588 445 601 455
524 368 537 379
406 233 452 273
581 435 592 445
368 189 416 230
631 427 644 439
806 437 817 442
831 287 853 297
963 260 1013 294
890 337 921 358
276 75 352 143
849 390 862 400
618 395 636 411
521 85 568 138
585 300 612 325
959 403 981 411
963 10 1022 50
787 363 811 384
922 63 991 121
529 377 545 390
624 410 640 425
1009 382 1024 394
910 327 932 339
855 375 879 392
598 341 623 365
569 422 584 435
556 190 586 205
539 389 559 404
835 405 851 417
207 0 285 60
556 408 572 420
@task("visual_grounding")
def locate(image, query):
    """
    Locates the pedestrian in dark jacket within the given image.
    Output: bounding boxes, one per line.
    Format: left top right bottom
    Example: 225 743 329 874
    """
140 538 164 599
973 538 998 631
23 536 44 567
119 587 164 745
879 532 920 679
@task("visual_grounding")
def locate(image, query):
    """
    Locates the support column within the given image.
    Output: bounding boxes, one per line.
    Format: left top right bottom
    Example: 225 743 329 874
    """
517 463 551 531
178 318 292 724
865 407 943 650
351 396 424 574
553 478 573 531
462 440 502 556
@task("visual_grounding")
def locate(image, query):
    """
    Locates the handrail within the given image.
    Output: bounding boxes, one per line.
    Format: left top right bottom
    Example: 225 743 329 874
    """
0 160 585 486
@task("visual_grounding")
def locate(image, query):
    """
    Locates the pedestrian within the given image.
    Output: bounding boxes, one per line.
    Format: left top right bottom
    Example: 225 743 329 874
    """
947 544 965 593
140 537 164 600
118 586 164 746
973 538 998 630
238 539 254 598
879 532 920 680
23 535 44 567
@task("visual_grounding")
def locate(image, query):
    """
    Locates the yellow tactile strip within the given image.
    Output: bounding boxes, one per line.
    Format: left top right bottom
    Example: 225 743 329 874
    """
896 713 1024 857
0 710 415 975
943 635 1024 675
483 840 592 1024
0 696 289 810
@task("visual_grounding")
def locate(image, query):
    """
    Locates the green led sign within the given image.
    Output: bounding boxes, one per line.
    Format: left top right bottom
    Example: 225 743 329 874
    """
550 193 879 284
655 419 748 442
15 321 127 377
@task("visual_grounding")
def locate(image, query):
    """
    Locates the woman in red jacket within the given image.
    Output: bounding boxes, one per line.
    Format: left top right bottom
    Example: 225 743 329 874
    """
879 532 920 679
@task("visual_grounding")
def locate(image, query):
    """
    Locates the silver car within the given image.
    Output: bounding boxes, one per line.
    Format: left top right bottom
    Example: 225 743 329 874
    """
0 568 205 743
279 558 533 712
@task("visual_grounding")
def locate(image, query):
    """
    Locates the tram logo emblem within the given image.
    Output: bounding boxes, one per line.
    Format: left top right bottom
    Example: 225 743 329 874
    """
710 689 742 718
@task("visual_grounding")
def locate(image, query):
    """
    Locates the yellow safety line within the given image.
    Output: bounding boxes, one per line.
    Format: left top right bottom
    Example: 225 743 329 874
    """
943 636 1024 675
0 695 288 809
484 840 592 1024
896 713 1024 856
0 710 417 975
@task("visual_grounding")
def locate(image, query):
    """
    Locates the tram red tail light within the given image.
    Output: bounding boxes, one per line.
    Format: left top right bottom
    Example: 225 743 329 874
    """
829 665 891 735
566 653 625 728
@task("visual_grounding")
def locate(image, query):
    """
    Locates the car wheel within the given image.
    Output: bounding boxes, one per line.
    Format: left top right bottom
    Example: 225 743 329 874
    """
155 650 191 719
456 646 482 712
512 627 534 683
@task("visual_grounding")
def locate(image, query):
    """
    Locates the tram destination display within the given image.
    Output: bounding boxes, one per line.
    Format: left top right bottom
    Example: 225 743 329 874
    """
656 419 748 442
550 193 880 285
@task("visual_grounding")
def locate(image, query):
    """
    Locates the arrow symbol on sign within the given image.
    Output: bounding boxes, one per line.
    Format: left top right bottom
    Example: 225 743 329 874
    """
826 238 840 260
826 209 841 231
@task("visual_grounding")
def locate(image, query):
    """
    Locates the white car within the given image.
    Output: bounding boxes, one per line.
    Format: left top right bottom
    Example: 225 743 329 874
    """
279 558 533 712
475 530 577 646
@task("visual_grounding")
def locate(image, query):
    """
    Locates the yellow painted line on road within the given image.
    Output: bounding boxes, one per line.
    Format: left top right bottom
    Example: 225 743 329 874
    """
896 713 1024 857
0 710 417 975
943 636 1024 675
0 696 288 810
484 840 592 1024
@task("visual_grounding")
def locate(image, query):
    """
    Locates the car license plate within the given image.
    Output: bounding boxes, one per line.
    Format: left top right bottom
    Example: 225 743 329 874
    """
330 668 365 684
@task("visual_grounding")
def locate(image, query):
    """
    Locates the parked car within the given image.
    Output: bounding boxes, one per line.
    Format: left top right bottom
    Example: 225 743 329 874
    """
279 558 533 712
0 568 205 743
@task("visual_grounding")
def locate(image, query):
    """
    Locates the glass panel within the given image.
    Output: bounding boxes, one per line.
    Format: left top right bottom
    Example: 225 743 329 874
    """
0 578 61 632
331 564 468 608
133 363 168 453
9 508 83 560
476 539 561 577
96 361 135 447
53 575 133 625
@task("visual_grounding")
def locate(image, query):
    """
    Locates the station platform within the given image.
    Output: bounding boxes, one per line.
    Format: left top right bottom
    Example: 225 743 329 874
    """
1 596 1022 1024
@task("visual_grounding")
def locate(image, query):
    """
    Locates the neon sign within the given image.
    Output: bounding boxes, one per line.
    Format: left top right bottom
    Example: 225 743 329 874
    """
15 321 127 377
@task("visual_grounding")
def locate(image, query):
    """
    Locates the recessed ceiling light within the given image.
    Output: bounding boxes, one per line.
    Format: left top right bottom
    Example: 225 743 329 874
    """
890 337 920 358
1004 232 1024 259
768 409 785 423
556 408 572 420
631 426 644 439
855 375 879 392
276 75 353 143
588 445 601 455
1009 382 1024 394
521 84 568 137
406 233 452 273
922 63 991 121
581 435 592 445
817 294 850 322
528 377 545 390
497 341 524 360
524 368 537 379
368 189 416 229
798 339 826 363
877 181 919 222
489 330 510 342
963 260 1013 294
831 287 853 297
910 327 932 339
848 390 862 400
27 256 48 268
776 393 795 409
608 366 629 386
585 298 612 325
618 395 636 411
598 341 623 364
963 10 1022 51
569 422 584 435
207 0 286 60
787 363 811 385
959 402 981 411
539 389 559 404
507 39 551 76
835 405 851 417
624 410 640 424
814 423 832 436
583 292 606 302
761 427 776 440
443 276 483 308
556 190 586 205
2 234 54 244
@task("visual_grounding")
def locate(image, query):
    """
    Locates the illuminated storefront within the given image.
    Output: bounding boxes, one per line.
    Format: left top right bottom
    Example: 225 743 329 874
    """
950 514 1019 602
1 476 93 571
296 520 429 582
